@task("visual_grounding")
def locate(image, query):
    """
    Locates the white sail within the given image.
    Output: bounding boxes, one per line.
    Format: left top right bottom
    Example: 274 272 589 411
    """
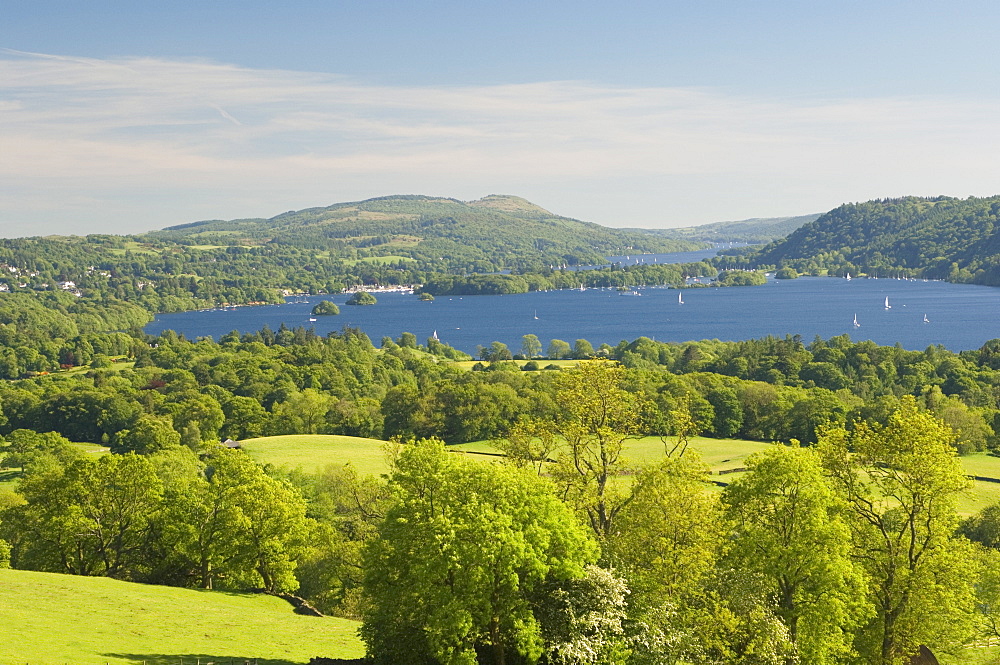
853 313 860 328
884 296 891 310
678 292 684 305
923 314 930 323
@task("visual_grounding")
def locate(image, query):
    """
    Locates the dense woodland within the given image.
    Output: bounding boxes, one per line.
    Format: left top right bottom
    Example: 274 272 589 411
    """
740 196 1000 284
5 195 1000 664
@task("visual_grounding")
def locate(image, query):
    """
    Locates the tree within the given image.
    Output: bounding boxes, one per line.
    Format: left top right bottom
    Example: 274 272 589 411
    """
9 453 163 579
269 388 334 435
572 339 595 359
361 438 596 665
722 445 867 664
162 448 311 592
521 334 543 359
548 360 649 541
818 396 978 664
480 341 513 362
548 339 572 360
608 454 720 609
113 415 181 454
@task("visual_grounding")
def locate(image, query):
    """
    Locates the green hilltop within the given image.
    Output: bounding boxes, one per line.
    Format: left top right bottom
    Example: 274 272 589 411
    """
151 194 701 272
745 195 1000 283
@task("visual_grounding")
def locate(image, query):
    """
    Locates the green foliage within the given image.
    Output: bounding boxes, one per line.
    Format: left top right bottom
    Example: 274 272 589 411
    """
819 397 978 663
714 270 767 286
361 438 596 665
311 300 341 315
722 445 868 663
774 266 799 279
346 290 377 306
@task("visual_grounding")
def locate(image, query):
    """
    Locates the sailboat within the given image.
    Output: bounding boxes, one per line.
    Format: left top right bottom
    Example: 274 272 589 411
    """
678 292 685 305
846 272 852 281
853 313 860 328
923 314 930 323
884 296 891 310
432 330 439 340
578 283 586 292
533 310 539 320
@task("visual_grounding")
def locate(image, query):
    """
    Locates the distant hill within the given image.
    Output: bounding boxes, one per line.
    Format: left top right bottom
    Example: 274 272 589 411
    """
0 567 363 664
152 194 701 272
630 213 821 244
748 196 1000 284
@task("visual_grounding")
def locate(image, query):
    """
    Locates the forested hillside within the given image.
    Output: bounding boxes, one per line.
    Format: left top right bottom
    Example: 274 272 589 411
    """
748 195 1000 283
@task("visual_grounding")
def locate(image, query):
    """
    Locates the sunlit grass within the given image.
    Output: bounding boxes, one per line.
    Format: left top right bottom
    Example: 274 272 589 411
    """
0 568 363 665
240 434 391 476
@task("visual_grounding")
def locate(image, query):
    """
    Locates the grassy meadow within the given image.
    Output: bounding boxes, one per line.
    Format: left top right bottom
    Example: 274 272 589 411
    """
240 434 391 476
0 568 364 665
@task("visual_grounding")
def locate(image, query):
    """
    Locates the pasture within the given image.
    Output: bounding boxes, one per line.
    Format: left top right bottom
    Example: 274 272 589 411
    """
240 434 391 476
0 568 364 665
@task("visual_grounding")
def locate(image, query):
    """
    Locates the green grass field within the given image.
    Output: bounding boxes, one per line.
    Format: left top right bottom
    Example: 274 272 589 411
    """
0 568 363 665
448 435 772 475
240 434 391 476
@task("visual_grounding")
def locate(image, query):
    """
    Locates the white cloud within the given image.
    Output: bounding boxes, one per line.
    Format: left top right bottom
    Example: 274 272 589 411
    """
1 50 999 235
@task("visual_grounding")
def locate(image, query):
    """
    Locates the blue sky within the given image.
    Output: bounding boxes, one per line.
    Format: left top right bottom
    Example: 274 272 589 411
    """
2 1 1000 236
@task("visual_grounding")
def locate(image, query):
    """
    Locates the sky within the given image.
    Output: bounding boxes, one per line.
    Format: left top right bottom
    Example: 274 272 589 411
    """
3 1 1000 237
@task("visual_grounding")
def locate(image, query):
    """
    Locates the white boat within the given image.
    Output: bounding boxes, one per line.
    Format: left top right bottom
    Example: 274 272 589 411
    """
884 296 891 310
533 310 539 320
308 317 317 322
846 272 852 281
678 292 685 305
432 330 439 340
579 284 586 292
853 313 860 328
923 314 930 323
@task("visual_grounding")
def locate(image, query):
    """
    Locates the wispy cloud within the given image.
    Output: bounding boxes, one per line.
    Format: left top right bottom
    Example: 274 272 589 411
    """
1 50 999 235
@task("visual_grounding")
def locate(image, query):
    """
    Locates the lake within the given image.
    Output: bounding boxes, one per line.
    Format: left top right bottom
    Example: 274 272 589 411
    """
145 275 1000 354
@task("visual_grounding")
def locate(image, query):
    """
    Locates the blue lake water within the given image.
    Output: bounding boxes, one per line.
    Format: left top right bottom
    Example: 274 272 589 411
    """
145 276 1000 354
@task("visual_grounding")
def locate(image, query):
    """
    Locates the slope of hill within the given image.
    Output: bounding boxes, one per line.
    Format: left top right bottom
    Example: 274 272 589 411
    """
0 567 364 665
748 196 1000 284
150 194 701 272
631 213 821 244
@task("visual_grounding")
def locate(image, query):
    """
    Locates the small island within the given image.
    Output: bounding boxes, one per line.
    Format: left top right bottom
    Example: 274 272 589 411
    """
418 292 435 302
310 300 341 316
346 291 378 306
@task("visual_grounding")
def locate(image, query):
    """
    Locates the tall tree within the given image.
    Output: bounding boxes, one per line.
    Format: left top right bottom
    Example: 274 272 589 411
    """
549 360 649 541
818 397 978 664
722 445 868 664
361 438 595 665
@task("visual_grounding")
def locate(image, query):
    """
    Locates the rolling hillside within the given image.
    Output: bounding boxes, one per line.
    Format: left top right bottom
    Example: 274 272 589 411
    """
149 194 701 272
0 568 364 665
